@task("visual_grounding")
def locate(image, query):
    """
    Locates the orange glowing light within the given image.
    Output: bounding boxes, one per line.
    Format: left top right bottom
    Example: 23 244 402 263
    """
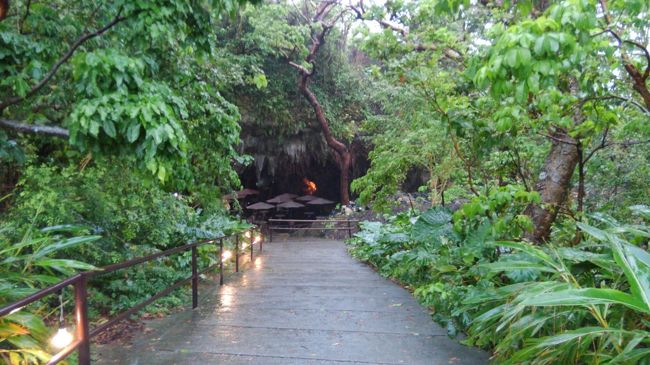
303 178 317 195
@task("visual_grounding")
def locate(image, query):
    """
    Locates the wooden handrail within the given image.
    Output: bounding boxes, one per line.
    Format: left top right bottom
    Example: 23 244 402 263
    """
267 219 359 241
268 218 359 223
0 227 263 365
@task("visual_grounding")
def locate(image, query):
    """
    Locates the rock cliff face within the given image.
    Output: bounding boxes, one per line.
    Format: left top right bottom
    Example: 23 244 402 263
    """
236 117 369 202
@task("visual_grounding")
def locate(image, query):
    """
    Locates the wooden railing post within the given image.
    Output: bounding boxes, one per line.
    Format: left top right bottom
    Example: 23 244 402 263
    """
235 235 239 273
347 219 352 239
191 246 198 309
219 238 224 286
74 275 91 365
250 231 254 262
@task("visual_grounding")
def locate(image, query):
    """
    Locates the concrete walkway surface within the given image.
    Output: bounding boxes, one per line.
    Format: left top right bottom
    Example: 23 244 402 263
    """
95 238 488 365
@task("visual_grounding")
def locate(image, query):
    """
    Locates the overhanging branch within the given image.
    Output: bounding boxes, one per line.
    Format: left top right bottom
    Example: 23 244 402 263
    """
288 61 312 76
350 2 464 64
0 9 128 112
0 118 69 138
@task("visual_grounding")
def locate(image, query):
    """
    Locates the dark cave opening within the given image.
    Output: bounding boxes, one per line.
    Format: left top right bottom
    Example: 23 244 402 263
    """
239 155 341 204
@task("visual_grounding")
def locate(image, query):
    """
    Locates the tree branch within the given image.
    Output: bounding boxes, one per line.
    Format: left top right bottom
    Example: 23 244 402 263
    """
598 0 650 109
18 0 31 33
538 132 578 145
413 43 464 62
350 2 463 63
0 0 8 21
378 19 408 37
583 127 609 164
288 61 312 76
623 39 650 80
0 118 69 138
313 0 337 21
577 94 649 115
0 9 128 113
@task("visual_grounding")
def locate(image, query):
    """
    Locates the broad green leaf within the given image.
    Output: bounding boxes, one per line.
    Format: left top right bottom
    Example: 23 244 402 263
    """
480 261 556 273
127 123 141 142
102 120 117 138
520 287 650 314
33 259 98 272
576 222 608 241
610 237 650 311
32 236 101 259
494 241 558 270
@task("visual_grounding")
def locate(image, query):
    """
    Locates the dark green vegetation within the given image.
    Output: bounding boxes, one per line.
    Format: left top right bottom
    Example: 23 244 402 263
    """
1 0 649 364
350 204 650 364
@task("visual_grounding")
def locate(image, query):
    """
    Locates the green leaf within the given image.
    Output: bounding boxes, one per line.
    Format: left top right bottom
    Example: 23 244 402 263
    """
520 288 650 314
33 259 98 272
527 73 539 92
576 222 609 241
127 123 141 143
481 261 556 273
506 48 519 67
33 236 101 259
102 120 117 138
493 241 558 270
630 205 650 219
505 327 641 364
411 208 456 244
610 237 650 311
252 73 268 89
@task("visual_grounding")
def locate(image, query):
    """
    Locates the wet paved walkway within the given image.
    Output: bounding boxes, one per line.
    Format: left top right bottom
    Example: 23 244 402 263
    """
95 238 488 364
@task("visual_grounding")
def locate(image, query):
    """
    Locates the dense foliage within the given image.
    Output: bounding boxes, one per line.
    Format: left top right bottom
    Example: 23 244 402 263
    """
350 204 650 364
0 0 258 363
1 0 649 363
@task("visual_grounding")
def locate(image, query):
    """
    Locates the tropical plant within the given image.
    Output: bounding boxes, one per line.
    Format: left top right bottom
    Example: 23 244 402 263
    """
0 225 99 364
350 204 650 364
466 217 650 364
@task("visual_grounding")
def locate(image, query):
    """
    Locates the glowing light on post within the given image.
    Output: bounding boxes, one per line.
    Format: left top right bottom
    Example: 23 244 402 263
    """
51 327 74 349
51 290 73 349
254 235 262 244
222 250 232 262
244 231 251 239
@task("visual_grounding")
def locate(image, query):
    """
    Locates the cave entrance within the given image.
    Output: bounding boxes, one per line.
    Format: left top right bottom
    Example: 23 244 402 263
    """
237 154 341 219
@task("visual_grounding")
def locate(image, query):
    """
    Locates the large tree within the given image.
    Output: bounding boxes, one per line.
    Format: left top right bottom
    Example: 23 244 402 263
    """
353 0 649 242
238 0 362 204
0 0 255 197
287 1 353 204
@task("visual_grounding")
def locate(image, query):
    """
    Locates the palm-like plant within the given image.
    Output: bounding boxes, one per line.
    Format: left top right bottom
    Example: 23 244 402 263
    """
466 222 650 364
0 225 99 364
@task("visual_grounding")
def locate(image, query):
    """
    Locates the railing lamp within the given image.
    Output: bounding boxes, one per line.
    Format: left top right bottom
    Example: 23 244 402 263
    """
51 291 74 349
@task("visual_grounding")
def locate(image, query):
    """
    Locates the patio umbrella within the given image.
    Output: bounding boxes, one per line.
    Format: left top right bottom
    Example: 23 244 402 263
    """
295 195 318 202
277 201 305 209
246 202 275 210
306 197 335 205
237 188 260 199
266 193 298 204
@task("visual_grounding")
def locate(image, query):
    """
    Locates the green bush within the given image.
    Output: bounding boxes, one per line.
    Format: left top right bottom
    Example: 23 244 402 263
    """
348 200 650 364
0 225 100 364
0 160 251 363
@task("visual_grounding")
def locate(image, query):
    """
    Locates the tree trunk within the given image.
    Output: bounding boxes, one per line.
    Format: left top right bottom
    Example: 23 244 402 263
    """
0 0 8 21
524 129 579 242
576 140 585 213
297 81 352 205
339 150 351 205
288 2 352 205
